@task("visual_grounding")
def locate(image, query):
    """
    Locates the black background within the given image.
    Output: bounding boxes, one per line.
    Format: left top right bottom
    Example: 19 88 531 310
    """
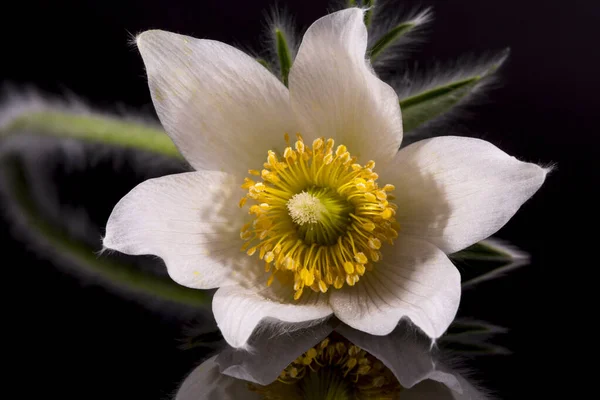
1 0 592 398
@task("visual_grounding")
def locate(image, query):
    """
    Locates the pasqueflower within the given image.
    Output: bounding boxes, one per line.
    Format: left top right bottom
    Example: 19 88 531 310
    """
176 321 486 399
104 8 547 347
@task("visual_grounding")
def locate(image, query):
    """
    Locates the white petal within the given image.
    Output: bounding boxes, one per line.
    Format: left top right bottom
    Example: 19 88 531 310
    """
103 171 250 289
176 357 260 400
289 8 403 165
216 319 337 385
330 236 461 338
337 321 459 390
213 279 333 348
380 136 547 254
137 30 297 176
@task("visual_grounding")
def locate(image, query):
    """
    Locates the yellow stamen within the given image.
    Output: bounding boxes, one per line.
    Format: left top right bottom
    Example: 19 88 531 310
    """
248 335 402 399
239 135 399 299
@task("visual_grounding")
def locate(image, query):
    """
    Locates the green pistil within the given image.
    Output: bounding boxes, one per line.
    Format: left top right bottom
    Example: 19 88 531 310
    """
289 186 353 246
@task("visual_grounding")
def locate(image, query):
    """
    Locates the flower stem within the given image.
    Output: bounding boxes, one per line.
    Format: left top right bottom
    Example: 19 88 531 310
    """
1 110 182 158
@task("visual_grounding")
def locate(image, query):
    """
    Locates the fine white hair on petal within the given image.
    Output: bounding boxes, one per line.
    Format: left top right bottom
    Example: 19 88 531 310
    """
379 136 547 254
289 7 403 168
135 30 298 178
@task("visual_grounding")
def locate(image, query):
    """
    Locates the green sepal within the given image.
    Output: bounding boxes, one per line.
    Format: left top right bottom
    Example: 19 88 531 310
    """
399 50 509 134
275 28 293 86
369 22 416 60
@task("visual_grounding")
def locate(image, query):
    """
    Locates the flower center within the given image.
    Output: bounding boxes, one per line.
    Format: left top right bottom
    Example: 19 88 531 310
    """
286 188 353 245
239 134 399 300
248 335 402 400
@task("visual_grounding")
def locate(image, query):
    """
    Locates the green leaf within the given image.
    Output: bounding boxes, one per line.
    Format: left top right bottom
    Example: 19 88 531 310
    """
451 238 530 289
275 28 292 86
399 50 509 133
369 21 415 60
1 109 182 159
0 150 210 308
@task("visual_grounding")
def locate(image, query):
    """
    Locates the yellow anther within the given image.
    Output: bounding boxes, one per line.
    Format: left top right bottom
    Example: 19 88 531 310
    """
313 137 324 151
368 237 382 250
264 251 275 263
343 261 355 274
335 145 347 157
293 288 303 300
267 150 278 166
346 274 356 286
381 208 394 220
364 192 376 202
284 146 294 159
239 136 398 300
354 252 368 264
375 190 387 201
356 263 366 275
362 221 376 231
318 280 328 293
346 358 358 370
383 184 395 191
325 138 334 151
302 268 315 286
241 177 255 189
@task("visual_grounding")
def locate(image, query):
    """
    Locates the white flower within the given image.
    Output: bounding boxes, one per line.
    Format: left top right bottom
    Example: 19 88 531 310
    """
176 320 487 399
103 8 547 347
